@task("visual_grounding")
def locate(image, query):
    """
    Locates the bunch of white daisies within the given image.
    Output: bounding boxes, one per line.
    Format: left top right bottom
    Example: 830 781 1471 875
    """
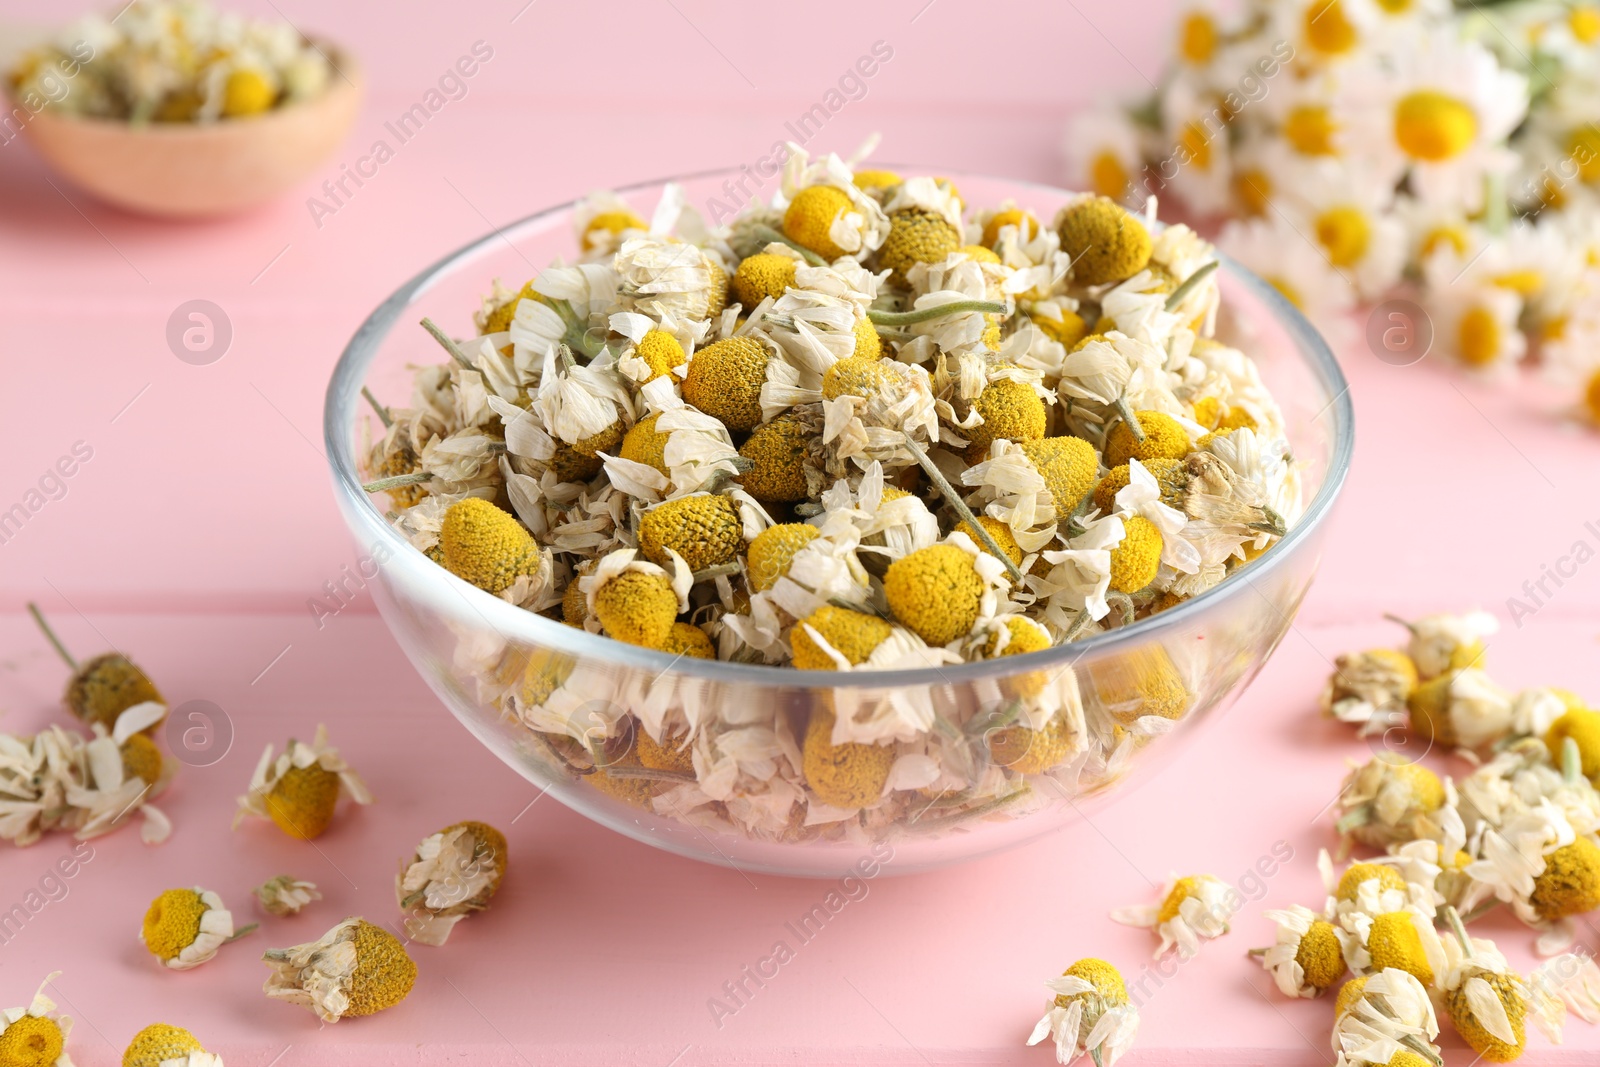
1067 0 1600 427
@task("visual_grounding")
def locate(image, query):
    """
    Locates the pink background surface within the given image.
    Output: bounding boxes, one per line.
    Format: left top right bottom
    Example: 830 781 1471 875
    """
0 1 1597 1063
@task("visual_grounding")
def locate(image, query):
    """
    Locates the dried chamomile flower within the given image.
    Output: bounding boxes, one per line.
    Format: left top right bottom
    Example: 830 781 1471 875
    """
1256 904 1349 998
987 713 1080 774
1324 649 1419 735
960 368 1049 462
0 975 71 1067
801 709 894 809
254 875 321 918
1546 707 1600 782
1331 968 1441 1067
738 412 820 503
1439 910 1533 1063
1111 873 1239 958
636 494 746 573
1344 907 1446 986
1391 610 1496 679
681 336 774 432
1320 852 1433 924
1103 410 1190 468
790 605 894 671
140 887 252 970
1334 755 1450 851
1057 196 1153 287
878 207 963 285
122 1023 221 1067
883 542 989 647
438 498 545 596
1407 668 1513 753
30 604 166 734
234 725 373 841
582 550 683 648
261 918 417 1023
1026 958 1140 1067
396 821 507 946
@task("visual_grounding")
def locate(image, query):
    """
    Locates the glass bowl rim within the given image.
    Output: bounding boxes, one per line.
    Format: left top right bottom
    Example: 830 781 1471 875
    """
325 164 1354 691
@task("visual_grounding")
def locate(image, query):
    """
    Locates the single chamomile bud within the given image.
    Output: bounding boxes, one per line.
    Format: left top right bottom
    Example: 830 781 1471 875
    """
262 918 417 1023
681 336 772 432
877 208 963 285
801 708 894 809
1257 904 1348 998
0 976 72 1067
438 498 544 596
396 821 508 946
1027 958 1141 1067
1111 874 1240 959
1335 754 1449 851
140 887 251 971
961 372 1048 463
1545 708 1600 782
1391 610 1496 680
732 251 799 307
1407 668 1514 752
1323 649 1419 734
234 725 373 841
1529 836 1600 921
636 494 745 573
254 875 321 918
790 605 894 670
884 543 988 647
1104 410 1191 467
122 1022 221 1067
1057 196 1153 286
29 604 165 734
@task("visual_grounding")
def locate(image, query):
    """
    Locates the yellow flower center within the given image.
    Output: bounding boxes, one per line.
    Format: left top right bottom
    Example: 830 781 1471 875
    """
1296 919 1347 991
222 68 276 118
266 763 342 840
1178 121 1212 169
1571 5 1600 43
1375 0 1413 13
1157 875 1200 922
1394 90 1478 162
1283 105 1339 156
1335 862 1406 902
581 210 646 252
1586 369 1600 425
124 1023 206 1067
1304 0 1359 55
1458 304 1501 366
1567 126 1600 182
1366 911 1434 985
0 1015 64 1067
1314 206 1371 267
1419 224 1469 259
1090 151 1130 201
142 888 207 961
1180 13 1219 64
1232 168 1273 215
1492 269 1543 296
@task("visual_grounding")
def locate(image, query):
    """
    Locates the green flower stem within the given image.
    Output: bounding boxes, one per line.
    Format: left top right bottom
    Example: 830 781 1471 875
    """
868 300 1006 327
420 317 476 370
1064 610 1098 642
750 224 828 267
27 603 77 671
1164 259 1218 312
362 471 433 493
362 386 393 428
1114 397 1146 442
551 299 606 360
900 434 1026 585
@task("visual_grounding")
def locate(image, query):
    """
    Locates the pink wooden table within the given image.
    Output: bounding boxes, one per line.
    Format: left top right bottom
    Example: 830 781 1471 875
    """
2 1 1598 1063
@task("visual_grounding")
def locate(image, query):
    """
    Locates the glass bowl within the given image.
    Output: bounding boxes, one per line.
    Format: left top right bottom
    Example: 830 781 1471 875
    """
324 169 1353 877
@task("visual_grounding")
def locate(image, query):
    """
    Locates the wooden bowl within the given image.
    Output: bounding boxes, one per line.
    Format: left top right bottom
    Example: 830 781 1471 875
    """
12 50 362 218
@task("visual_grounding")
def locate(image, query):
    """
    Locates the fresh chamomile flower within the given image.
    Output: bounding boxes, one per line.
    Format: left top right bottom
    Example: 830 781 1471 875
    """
1157 75 1236 215
1417 269 1527 375
1064 103 1145 204
1057 196 1154 287
254 875 320 918
1340 29 1528 211
1026 958 1141 1067
1407 666 1513 752
801 708 894 809
234 725 373 841
1330 967 1441 1067
396 821 508 946
1271 0 1367 65
1335 754 1450 851
1257 904 1350 997
140 887 250 971
121 1022 222 1067
1322 649 1419 735
261 918 417 1023
0 975 72 1067
1218 214 1355 339
1280 160 1407 300
1547 707 1600 782
1111 873 1240 958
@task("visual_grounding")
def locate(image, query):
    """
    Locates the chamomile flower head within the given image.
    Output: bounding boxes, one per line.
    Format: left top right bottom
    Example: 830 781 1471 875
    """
852 169 902 192
987 713 1079 774
731 250 799 307
957 516 1024 567
1407 668 1513 752
1104 411 1190 469
1347 907 1446 986
636 493 746 573
140 887 240 971
589 560 679 648
1443 957 1529 1062
1260 904 1350 997
790 604 894 670
63 651 164 734
739 411 819 503
0 976 71 1067
884 540 999 647
1335 754 1448 850
1323 649 1419 734
1219 214 1355 338
1064 103 1145 205
681 335 772 432
1108 516 1165 593
1057 196 1154 287
779 149 891 260
1546 708 1600 782
1112 873 1240 958
1027 958 1141 1067
1419 275 1527 375
960 369 1050 463
438 498 545 596
262 918 417 1023
980 207 1041 250
396 821 507 946
122 1023 221 1067
234 725 373 841
574 190 647 255
1330 967 1440 1067
1529 835 1600 922
747 523 821 593
801 708 893 809
1286 162 1407 299
1395 610 1496 678
878 209 963 285
254 875 320 918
